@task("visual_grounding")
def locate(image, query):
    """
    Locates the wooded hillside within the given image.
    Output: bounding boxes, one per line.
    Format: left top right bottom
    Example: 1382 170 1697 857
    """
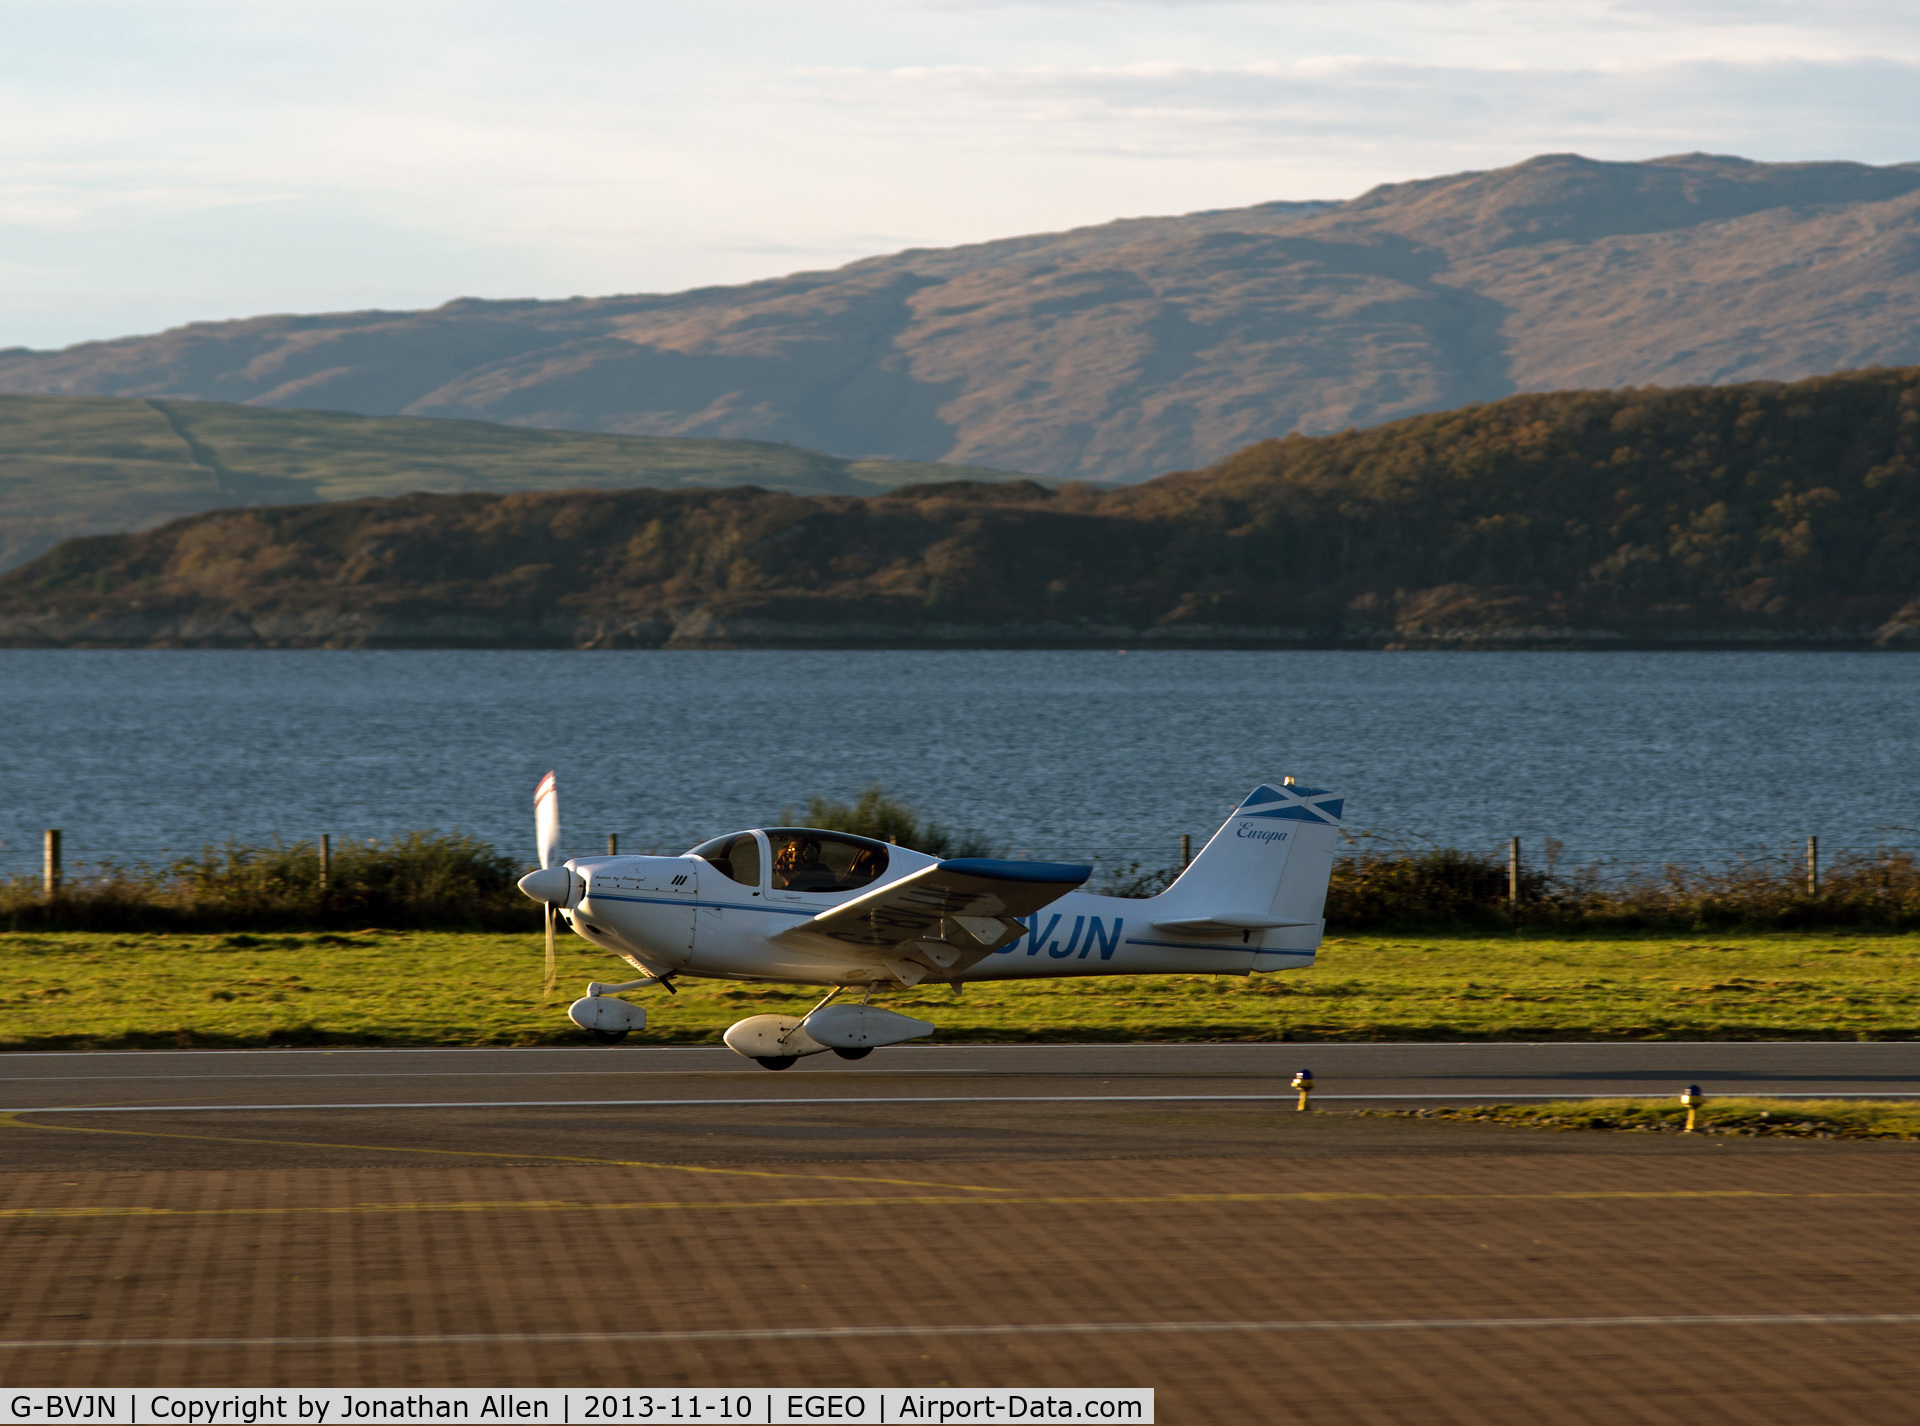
4 368 1916 649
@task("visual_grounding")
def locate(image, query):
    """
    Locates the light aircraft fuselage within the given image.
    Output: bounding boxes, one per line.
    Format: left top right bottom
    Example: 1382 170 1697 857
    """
517 777 1343 1065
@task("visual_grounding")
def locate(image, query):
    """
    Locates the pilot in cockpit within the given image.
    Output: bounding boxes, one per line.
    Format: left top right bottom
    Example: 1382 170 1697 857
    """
774 836 832 892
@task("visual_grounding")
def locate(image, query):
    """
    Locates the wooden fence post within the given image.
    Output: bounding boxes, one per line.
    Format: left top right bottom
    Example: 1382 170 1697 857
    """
608 834 619 856
1807 835 1819 896
319 834 331 892
43 829 61 898
1180 834 1191 870
1508 837 1520 906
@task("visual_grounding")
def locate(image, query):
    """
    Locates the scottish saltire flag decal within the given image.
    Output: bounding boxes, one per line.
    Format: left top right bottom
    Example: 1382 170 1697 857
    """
1236 783 1345 824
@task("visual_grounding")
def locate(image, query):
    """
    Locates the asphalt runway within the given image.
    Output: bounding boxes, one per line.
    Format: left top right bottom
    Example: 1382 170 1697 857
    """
6 1039 1918 1111
5 1044 1919 1420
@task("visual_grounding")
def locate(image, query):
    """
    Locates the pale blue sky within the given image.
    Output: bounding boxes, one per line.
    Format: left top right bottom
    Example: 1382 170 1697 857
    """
4 0 1917 349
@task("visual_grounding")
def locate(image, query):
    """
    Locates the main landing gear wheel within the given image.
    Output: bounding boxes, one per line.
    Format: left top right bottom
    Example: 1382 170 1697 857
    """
754 1055 798 1071
590 1029 629 1045
832 1047 872 1060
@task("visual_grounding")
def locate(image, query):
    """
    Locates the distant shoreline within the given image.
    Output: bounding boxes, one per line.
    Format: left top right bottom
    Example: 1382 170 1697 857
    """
5 633 1918 651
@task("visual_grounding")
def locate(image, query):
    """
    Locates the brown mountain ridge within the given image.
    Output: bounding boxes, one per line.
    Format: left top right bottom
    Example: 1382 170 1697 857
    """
4 367 1916 650
4 152 1919 483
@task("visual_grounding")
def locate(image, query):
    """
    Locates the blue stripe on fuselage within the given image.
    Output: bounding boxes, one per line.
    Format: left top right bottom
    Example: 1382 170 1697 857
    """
586 893 813 917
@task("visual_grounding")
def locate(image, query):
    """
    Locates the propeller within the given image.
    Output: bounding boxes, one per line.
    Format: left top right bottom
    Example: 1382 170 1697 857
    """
525 771 564 999
535 769 561 872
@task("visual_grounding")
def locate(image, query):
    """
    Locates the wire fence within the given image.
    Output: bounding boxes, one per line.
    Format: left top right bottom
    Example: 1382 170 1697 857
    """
4 827 1916 895
3 825 1920 913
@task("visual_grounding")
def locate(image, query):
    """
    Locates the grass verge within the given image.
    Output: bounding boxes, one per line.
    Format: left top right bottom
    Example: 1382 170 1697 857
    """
1360 1098 1920 1139
5 930 1920 1051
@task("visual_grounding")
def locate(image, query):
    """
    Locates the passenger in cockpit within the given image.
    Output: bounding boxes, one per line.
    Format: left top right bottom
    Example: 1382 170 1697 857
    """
845 846 886 888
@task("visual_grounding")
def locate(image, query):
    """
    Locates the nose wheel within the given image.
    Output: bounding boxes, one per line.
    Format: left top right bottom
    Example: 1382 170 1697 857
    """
590 1029 629 1045
753 1055 798 1071
832 1047 873 1060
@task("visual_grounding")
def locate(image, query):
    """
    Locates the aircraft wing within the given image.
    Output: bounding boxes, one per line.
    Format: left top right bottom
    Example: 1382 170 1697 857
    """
770 857 1091 981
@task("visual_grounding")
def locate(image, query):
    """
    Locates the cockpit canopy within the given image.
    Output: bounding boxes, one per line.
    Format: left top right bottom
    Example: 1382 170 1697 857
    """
688 829 891 894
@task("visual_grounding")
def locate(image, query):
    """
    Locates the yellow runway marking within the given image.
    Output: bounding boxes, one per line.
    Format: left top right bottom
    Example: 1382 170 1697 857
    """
0 1189 1909 1221
11 1310 1920 1353
0 1111 1013 1193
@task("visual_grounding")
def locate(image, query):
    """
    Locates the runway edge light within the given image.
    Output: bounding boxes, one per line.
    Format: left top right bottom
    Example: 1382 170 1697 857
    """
1680 1083 1706 1133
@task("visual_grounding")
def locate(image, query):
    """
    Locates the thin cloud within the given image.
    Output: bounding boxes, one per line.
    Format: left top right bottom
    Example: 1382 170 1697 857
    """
4 0 1920 347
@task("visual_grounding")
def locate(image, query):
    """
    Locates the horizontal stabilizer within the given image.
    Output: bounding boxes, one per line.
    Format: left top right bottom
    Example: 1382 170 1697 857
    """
771 857 1091 960
1151 914 1316 937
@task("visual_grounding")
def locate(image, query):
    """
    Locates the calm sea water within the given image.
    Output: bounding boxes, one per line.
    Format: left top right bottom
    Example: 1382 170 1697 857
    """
0 650 1915 876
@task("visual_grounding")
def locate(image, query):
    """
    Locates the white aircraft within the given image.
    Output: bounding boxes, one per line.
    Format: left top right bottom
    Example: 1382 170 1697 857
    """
516 773 1343 1069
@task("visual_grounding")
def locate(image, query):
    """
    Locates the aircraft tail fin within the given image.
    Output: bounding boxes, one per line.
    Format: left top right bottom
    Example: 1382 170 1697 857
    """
1153 782 1343 957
